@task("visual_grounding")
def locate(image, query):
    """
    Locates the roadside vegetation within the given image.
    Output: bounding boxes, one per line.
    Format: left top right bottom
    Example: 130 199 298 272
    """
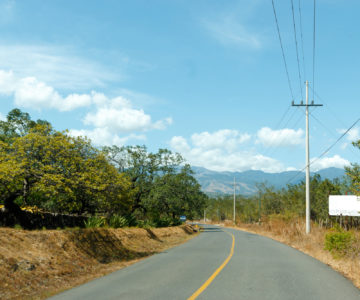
0 109 207 229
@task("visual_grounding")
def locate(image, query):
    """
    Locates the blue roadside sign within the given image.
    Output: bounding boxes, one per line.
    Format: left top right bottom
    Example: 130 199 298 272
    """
180 215 186 221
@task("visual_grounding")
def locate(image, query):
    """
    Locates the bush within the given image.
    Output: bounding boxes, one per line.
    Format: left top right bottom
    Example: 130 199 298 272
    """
154 217 173 227
172 218 182 226
84 216 106 228
153 217 181 227
125 214 138 227
108 215 128 228
136 219 156 228
325 226 355 257
14 224 23 230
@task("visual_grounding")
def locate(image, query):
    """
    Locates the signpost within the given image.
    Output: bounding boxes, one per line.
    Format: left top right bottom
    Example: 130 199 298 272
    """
329 195 360 216
180 215 187 222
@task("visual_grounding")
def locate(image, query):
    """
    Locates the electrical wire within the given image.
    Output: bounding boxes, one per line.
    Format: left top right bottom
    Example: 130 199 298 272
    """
309 111 360 160
298 0 306 81
286 117 360 184
291 0 303 100
312 0 316 102
271 0 295 101
308 85 349 128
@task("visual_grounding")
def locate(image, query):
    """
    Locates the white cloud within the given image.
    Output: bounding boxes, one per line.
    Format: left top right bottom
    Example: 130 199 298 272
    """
84 107 152 133
14 77 61 109
0 70 172 133
191 129 251 151
0 68 172 147
170 136 191 152
69 128 146 146
256 127 304 147
311 155 350 172
170 129 285 173
0 111 5 121
83 96 172 133
0 45 120 89
0 72 94 111
0 69 16 94
203 16 261 49
11 76 93 111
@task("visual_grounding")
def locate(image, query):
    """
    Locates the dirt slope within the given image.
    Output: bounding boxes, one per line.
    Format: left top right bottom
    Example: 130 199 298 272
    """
0 225 196 299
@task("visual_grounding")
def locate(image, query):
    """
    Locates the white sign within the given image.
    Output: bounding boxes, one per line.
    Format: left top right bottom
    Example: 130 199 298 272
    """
329 195 360 216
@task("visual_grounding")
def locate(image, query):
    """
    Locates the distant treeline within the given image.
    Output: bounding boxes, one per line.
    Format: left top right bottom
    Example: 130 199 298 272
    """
0 109 207 229
206 141 360 227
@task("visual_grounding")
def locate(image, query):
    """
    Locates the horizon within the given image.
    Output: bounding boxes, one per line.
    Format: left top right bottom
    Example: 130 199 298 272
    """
191 165 345 174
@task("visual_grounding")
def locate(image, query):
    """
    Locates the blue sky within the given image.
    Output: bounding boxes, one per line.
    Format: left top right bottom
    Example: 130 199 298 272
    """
0 0 359 173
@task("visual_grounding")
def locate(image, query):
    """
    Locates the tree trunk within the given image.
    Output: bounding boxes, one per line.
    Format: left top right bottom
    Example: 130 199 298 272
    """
23 178 29 205
4 192 31 229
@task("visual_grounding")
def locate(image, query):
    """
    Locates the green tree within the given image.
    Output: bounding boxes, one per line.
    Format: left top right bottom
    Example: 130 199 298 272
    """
0 108 51 143
345 139 360 195
145 164 207 220
103 145 183 215
0 124 133 217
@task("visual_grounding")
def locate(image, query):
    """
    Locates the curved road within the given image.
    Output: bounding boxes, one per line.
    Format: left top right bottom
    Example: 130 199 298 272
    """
50 225 360 300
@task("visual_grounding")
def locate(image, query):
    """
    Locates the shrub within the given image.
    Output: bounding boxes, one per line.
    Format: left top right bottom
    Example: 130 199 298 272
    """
125 214 138 227
84 216 106 228
172 218 182 226
14 224 23 230
137 220 156 228
153 217 182 227
154 217 172 227
108 215 128 228
325 226 355 257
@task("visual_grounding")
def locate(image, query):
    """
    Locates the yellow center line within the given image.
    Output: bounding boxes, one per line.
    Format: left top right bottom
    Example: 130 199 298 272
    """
187 230 235 300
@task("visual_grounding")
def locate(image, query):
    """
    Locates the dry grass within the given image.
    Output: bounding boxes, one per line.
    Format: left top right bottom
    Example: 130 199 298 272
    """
223 217 360 289
0 225 197 300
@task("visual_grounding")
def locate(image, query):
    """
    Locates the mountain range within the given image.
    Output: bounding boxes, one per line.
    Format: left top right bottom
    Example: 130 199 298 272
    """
191 166 346 196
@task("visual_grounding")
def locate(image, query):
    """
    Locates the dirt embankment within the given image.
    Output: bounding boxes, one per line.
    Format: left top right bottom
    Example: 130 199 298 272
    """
0 225 197 300
222 219 360 290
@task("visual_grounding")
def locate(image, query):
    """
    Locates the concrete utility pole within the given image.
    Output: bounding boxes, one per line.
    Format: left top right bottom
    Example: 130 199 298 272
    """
233 177 236 224
292 80 322 234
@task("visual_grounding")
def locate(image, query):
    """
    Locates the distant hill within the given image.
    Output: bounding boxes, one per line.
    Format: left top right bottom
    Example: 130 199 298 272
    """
191 166 345 196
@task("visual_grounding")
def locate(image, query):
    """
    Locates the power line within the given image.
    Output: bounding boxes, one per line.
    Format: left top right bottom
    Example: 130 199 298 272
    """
312 0 317 102
298 0 306 81
309 111 360 160
308 85 349 129
274 105 292 130
276 105 292 128
291 0 303 100
286 117 360 184
309 117 360 171
271 0 295 101
308 86 360 157
309 111 333 136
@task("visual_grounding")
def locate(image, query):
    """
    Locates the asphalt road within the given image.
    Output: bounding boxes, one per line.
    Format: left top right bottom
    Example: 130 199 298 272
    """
50 225 360 300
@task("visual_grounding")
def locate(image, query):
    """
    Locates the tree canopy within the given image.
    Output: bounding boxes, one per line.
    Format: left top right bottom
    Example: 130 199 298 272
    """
0 109 206 226
345 140 360 196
